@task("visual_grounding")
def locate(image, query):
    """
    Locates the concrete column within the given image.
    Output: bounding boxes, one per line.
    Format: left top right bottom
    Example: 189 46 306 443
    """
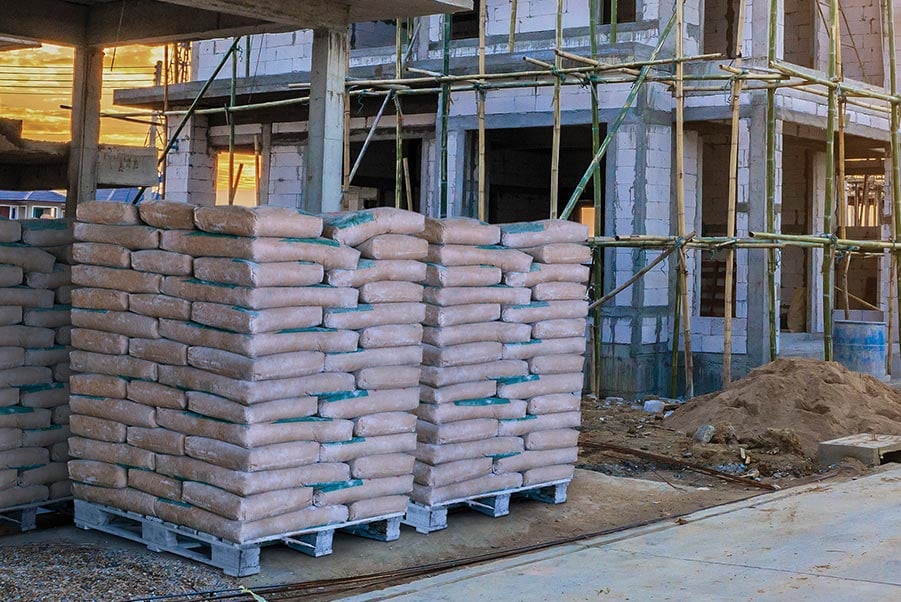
66 46 103 216
305 27 348 213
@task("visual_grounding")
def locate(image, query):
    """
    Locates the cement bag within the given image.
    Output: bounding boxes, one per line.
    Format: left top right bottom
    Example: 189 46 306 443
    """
356 234 428 260
76 201 140 225
138 200 197 230
359 324 423 348
419 380 497 404
129 294 192 320
0 367 53 389
55 324 72 345
414 398 527 423
314 474 412 506
23 305 70 329
69 438 155 471
70 288 128 311
69 415 126 443
153 497 348 544
155 454 350 496
158 365 354 404
323 207 425 247
497 411 581 436
69 395 157 428
532 318 586 339
422 322 531 347
187 346 324 381
128 469 183 500
416 418 498 445
419 217 500 245
20 424 68 446
71 265 161 294
422 342 503 367
69 328 131 356
522 243 591 264
124 426 185 456
0 287 54 309
426 244 532 272
353 412 417 437
522 464 574 486
18 462 68 487
423 303 500 327
500 220 588 248
411 472 522 506
492 447 578 473
74 222 160 250
504 263 590 287
156 408 353 447
44 245 75 265
0 387 18 407
424 263 501 287
130 338 188 365
326 259 426 288
183 480 314 522
72 483 156 517
161 231 359 269
420 359 528 387
319 433 417 463
0 265 22 288
413 457 492 487
161 277 357 310
72 308 159 338
317 388 419 419
529 354 585 375
349 453 415 479
0 485 49 508
0 447 49 468
160 320 358 357
527 393 581 414
68 459 127 488
0 428 22 451
72 242 130 268
184 436 320 472
131 250 193 276
187 391 318 425
0 244 55 273
532 282 588 301
0 305 23 326
502 337 586 360
126 380 187 410
324 346 422 372
415 436 523 466
20 219 72 246
193 257 324 288
0 347 24 370
50 440 69 462
495 373 583 399
324 303 425 330
0 407 51 429
194 206 323 238
502 300 589 323
524 428 579 450
359 281 423 304
69 351 157 380
423 285 531 307
25 265 70 291
70 373 127 399
355 366 421 390
0 220 22 243
347 495 409 521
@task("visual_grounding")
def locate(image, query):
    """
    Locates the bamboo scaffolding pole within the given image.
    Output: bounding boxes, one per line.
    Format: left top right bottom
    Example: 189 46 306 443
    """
254 134 261 206
549 0 564 218
769 61 900 104
346 92 393 188
834 285 880 311
822 0 839 361
765 0 778 361
837 14 850 319
722 0 746 385
885 0 901 377
228 38 238 205
439 14 452 217
509 0 518 52
395 20 404 209
610 0 618 43
403 156 414 211
477 0 487 221
162 43 169 198
589 0 602 397
342 35 351 193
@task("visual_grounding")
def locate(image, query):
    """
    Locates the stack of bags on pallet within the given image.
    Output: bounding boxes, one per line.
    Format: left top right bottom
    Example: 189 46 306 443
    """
67 202 419 544
493 220 590 487
0 218 73 510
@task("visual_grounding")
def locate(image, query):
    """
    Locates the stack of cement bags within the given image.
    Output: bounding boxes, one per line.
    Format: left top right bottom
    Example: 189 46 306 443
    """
0 218 73 510
494 220 590 486
67 202 417 543
411 218 538 506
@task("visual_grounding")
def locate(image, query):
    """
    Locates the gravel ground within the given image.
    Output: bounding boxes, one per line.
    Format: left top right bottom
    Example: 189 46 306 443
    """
0 542 238 601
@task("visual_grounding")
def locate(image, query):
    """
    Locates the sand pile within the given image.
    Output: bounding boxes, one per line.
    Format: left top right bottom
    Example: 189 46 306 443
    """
666 358 901 457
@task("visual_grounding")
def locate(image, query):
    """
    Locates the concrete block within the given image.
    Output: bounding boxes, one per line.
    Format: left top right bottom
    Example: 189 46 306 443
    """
818 434 901 468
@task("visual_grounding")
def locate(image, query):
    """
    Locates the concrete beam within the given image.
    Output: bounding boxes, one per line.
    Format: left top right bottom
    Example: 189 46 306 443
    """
66 46 104 216
304 27 348 213
1 0 86 46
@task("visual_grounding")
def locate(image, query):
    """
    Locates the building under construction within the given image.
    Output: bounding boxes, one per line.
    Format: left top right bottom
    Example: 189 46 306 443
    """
116 0 901 397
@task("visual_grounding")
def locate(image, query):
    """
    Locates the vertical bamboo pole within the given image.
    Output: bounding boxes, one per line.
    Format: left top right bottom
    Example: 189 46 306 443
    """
509 0 518 53
885 0 901 374
589 0 602 397
766 0 778 361
440 15 452 217
837 13 850 319
675 0 694 397
395 19 404 209
822 0 839 360
254 134 261 206
549 0 564 217
723 0 746 384
403 157 414 211
342 35 351 195
610 0 619 44
162 44 169 198
477 0 488 220
228 38 239 205
670 266 682 397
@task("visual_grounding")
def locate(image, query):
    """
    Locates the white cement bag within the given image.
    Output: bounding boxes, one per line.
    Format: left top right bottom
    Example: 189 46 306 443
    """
69 351 157 380
415 436 523 466
423 285 531 307
349 453 415 479
502 337 586 360
411 472 522 505
317 388 420 420
419 380 497 404
422 322 531 347
358 281 423 303
353 412 417 437
532 318 586 339
413 457 492 487
527 393 581 414
497 411 581 436
126 380 187 410
0 347 24 370
69 395 157 428
323 208 425 247
187 391 318 425
346 495 409 521
356 234 428 260
68 459 127 488
193 206 323 238
502 300 589 323
131 250 193 276
72 242 130 268
504 263 590 287
419 217 500 245
422 303 500 327
76 201 140 225
0 244 55 273
70 374 127 399
70 288 128 311
319 433 417 462
521 243 591 264
0 287 53 308
532 282 588 301
138 200 196 230
499 220 588 248
68 437 154 470
523 428 579 450
130 338 188 365
495 373 583 399
161 277 357 310
355 366 421 390
71 308 159 338
529 354 585 375
23 305 70 329
493 447 578 473
187 346 324 381
521 464 575 486
0 220 22 243
0 305 23 325
72 483 156 517
128 469 183 500
69 415 126 443
326 259 426 288
193 258 324 287
324 346 421 373
22 424 68 447
0 447 49 469
74 222 160 250
182 481 314 522
422 342 502 367
192 303 323 335
128 294 192 320
0 408 51 429
160 320 358 357
18 462 68 487
420 359 528 387
426 244 532 272
424 263 501 287
358 324 423 348
416 418 498 445
313 474 412 506
0 265 22 288
414 398 527 423
125 427 186 456
323 303 425 330
0 367 53 389
183 437 320 472
20 219 72 246
72 265 161 294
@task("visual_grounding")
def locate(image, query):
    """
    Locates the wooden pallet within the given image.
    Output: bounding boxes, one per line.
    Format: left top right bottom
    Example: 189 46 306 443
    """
0 497 72 532
74 500 403 577
403 479 569 534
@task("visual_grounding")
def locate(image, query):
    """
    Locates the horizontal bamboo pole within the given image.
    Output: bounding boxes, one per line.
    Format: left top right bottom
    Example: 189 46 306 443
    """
770 61 900 104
